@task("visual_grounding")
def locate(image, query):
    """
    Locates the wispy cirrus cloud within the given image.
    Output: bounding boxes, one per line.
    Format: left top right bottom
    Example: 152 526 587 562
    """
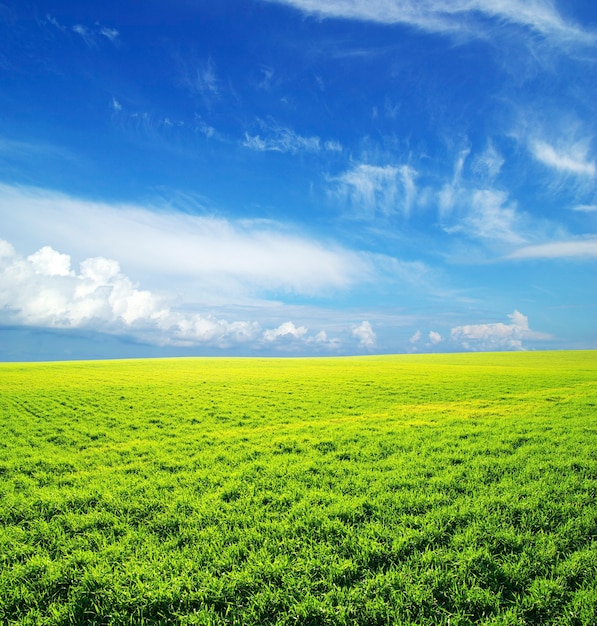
242 118 341 155
0 184 369 302
530 140 596 178
507 236 597 260
442 188 526 245
438 149 528 246
262 0 594 46
72 24 96 47
177 55 223 107
53 19 120 48
329 163 417 218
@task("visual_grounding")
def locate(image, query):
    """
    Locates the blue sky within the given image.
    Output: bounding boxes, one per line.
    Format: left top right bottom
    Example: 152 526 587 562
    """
1 0 596 359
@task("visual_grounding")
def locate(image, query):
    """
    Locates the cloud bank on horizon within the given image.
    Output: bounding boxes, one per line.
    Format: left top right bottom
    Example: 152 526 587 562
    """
0 0 595 358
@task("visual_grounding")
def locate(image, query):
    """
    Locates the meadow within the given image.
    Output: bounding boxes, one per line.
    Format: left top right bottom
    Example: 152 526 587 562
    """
0 351 596 625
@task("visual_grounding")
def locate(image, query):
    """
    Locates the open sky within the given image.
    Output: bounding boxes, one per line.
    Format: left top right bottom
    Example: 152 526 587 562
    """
1 0 596 360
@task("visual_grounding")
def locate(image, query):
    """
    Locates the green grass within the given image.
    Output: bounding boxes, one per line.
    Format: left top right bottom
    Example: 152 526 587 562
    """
1 351 596 625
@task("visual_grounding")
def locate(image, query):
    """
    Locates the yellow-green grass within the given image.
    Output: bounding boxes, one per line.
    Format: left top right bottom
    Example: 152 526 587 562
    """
1 351 596 625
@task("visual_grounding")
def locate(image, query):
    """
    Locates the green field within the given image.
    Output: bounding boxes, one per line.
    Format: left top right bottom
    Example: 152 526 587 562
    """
1 351 596 625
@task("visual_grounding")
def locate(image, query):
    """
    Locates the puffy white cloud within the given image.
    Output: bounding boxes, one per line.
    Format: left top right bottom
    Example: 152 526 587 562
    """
0 242 358 351
263 321 308 342
0 240 266 347
428 330 442 344
352 320 376 349
451 310 551 350
1 241 163 329
27 246 74 277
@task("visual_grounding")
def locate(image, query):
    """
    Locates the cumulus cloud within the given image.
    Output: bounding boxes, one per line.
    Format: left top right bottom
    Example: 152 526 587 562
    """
352 321 376 349
0 241 165 331
0 239 361 351
263 320 308 342
428 330 442 345
0 240 320 348
262 0 593 45
451 310 551 351
330 163 417 218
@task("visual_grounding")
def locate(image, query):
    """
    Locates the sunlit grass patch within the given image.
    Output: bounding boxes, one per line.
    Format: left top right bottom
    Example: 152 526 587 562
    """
1 351 596 624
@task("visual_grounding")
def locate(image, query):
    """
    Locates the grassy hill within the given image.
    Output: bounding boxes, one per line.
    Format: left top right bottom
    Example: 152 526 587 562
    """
1 352 596 624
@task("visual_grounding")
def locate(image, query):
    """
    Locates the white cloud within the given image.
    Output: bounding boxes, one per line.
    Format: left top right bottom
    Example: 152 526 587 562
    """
263 0 593 45
439 148 470 218
438 150 527 246
99 27 119 43
0 184 370 302
352 320 376 348
428 330 442 344
573 205 597 213
409 330 422 344
263 321 308 342
330 163 417 218
179 57 222 101
531 141 596 177
72 24 96 47
324 140 343 152
0 239 301 348
451 310 551 350
456 189 526 245
0 241 165 331
46 14 66 32
507 237 597 260
242 119 339 155
472 143 504 182
28 246 73 277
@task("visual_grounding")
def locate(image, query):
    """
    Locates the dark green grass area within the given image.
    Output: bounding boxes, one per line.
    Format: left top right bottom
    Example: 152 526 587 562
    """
1 351 596 625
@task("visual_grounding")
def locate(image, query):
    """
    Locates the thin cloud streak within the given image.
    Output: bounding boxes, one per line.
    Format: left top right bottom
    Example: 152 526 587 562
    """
507 237 597 260
242 119 341 155
263 0 594 46
531 141 596 177
0 184 370 301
